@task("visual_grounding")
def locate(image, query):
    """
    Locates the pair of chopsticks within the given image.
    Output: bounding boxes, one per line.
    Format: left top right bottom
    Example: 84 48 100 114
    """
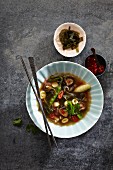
20 56 58 149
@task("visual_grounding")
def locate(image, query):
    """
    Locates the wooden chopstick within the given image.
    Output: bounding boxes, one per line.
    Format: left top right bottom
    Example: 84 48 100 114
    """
20 56 58 149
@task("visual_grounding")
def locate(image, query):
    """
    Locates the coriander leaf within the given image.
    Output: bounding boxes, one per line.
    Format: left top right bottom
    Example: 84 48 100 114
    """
66 101 81 116
74 103 80 114
26 124 39 135
66 101 75 115
13 118 22 127
77 113 83 119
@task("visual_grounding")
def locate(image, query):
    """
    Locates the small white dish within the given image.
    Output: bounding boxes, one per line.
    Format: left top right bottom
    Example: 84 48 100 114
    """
53 22 86 57
26 61 104 138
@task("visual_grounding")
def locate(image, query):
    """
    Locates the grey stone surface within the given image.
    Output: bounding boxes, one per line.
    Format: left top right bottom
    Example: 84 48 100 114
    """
0 0 113 170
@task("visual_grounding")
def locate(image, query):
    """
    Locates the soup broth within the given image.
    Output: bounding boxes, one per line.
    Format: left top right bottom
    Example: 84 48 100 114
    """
40 73 91 126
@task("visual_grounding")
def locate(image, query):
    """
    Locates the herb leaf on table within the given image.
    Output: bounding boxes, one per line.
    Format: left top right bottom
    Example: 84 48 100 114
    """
26 124 39 135
13 118 22 127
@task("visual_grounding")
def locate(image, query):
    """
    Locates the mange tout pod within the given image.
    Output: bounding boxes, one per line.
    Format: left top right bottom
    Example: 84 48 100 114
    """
74 84 91 92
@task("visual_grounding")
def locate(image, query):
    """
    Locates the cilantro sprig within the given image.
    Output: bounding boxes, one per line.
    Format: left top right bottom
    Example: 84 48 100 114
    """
66 101 83 119
13 118 22 127
13 118 39 134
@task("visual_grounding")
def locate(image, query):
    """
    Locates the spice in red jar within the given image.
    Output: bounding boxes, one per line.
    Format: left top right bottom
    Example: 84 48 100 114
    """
98 65 105 74
85 48 106 76
86 56 105 75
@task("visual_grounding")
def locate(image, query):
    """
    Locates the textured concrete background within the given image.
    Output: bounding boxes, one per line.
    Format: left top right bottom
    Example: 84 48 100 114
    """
0 0 113 170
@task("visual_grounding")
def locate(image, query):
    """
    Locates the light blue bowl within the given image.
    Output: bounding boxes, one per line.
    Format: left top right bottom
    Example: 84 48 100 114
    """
26 61 104 138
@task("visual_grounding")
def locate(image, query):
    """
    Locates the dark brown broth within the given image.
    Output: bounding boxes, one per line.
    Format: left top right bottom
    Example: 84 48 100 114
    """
40 73 92 126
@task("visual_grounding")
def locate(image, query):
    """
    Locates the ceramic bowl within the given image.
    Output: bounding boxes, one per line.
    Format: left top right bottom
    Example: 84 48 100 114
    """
26 61 104 138
85 54 106 77
53 22 86 57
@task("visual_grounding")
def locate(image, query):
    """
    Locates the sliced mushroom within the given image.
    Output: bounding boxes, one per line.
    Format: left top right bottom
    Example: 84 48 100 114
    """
82 97 87 102
69 84 77 92
65 78 74 86
79 102 86 111
64 85 77 93
59 109 68 117
64 86 75 97
54 108 60 116
64 86 69 92
49 113 59 123
79 93 87 101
